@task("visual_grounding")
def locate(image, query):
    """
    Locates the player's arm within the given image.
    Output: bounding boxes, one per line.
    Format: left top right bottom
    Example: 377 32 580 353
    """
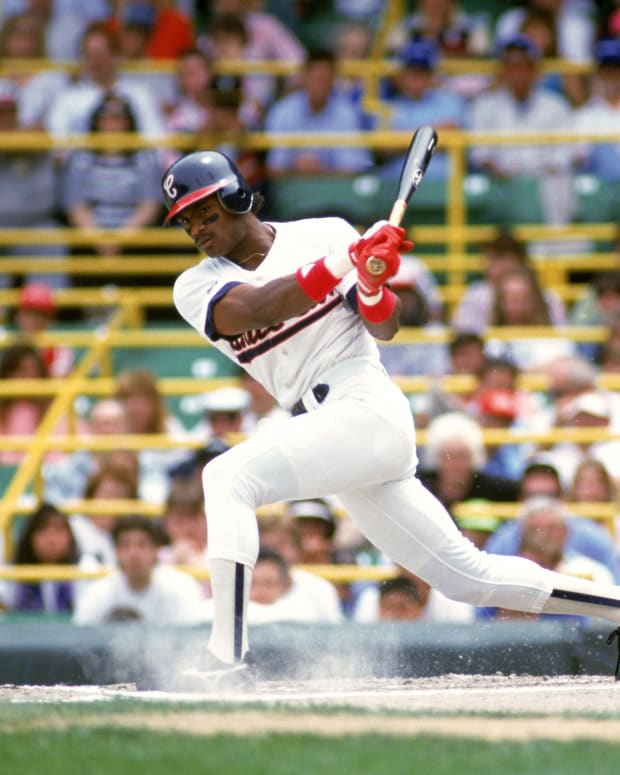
358 294 401 340
212 272 402 340
212 276 319 337
213 222 410 337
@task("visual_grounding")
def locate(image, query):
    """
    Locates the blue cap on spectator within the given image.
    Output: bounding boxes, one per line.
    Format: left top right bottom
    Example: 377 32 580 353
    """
122 2 156 29
398 40 438 70
498 33 542 61
596 38 620 67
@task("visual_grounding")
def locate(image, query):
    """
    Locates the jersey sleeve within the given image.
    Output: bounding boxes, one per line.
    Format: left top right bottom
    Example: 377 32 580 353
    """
337 269 358 307
173 266 240 341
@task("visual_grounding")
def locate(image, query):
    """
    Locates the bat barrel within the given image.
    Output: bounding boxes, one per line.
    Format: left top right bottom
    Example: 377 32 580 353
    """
364 126 437 278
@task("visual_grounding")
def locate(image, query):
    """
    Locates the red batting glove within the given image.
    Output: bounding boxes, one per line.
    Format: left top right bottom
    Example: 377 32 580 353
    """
355 242 401 295
351 223 413 260
350 225 413 295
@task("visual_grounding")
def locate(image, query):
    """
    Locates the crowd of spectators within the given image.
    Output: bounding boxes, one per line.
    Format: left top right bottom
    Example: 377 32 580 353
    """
1 3 619 244
4 1 620 632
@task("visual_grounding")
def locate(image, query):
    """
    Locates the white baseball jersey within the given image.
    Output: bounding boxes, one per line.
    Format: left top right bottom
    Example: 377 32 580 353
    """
173 217 380 410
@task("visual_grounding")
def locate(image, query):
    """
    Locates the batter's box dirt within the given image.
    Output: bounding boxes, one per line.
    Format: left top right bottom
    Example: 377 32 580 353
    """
2 674 620 719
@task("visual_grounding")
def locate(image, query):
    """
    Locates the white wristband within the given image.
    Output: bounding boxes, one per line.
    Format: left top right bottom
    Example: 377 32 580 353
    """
358 288 383 306
324 249 354 279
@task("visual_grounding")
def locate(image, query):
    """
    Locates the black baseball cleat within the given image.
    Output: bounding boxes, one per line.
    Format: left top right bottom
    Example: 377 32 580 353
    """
171 651 256 693
607 628 620 681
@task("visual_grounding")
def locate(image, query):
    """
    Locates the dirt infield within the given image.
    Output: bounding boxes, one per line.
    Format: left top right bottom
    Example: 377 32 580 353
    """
3 674 620 740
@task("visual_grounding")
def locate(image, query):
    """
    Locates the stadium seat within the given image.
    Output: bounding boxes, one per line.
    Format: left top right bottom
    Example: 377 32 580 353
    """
464 173 493 224
459 0 506 20
264 0 344 49
369 174 449 228
574 174 620 225
266 174 388 226
469 176 546 226
110 341 232 381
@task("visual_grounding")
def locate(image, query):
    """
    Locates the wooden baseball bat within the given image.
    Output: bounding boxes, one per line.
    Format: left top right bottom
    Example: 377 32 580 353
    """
365 125 438 277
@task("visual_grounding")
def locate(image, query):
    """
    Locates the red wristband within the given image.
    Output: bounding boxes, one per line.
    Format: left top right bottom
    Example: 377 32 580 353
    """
357 287 397 322
296 257 340 302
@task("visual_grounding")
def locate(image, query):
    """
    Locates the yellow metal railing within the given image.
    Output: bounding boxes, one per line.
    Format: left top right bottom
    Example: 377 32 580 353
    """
2 415 620 548
0 106 618 556
0 562 401 584
0 126 618 304
0 277 612 322
0 53 596 79
1 494 616 583
0 322 612 348
452 500 618 535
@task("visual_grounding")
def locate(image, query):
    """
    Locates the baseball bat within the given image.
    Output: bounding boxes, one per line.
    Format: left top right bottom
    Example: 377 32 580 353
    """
365 125 438 277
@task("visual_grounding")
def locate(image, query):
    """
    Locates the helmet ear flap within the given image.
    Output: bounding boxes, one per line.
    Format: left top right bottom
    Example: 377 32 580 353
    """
217 181 254 214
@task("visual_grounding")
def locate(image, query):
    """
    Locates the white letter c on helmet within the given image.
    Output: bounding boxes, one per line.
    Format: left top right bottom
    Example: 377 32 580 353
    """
163 173 177 199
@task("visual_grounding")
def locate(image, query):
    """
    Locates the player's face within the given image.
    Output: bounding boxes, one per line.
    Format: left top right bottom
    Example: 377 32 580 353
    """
176 196 246 258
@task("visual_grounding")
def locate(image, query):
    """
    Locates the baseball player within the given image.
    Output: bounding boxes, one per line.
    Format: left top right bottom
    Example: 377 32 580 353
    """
163 151 620 686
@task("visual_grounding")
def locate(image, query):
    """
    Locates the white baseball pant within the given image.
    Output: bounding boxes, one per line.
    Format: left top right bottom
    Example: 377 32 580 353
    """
203 357 554 617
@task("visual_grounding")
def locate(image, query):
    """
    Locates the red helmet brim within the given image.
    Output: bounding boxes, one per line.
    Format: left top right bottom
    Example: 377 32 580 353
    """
164 181 228 223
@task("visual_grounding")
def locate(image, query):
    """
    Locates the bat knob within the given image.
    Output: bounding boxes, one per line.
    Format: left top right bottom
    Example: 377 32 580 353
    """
366 257 386 276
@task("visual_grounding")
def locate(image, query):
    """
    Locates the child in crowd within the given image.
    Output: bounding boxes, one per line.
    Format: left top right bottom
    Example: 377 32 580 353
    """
0 503 100 614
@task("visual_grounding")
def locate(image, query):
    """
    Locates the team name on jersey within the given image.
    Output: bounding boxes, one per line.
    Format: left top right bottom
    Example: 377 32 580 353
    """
230 321 285 354
229 294 342 364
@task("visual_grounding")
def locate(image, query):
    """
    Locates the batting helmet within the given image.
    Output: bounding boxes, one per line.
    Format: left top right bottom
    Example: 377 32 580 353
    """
161 151 254 224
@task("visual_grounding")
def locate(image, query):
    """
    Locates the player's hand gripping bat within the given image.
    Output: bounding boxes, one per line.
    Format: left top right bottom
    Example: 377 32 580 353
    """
364 125 438 278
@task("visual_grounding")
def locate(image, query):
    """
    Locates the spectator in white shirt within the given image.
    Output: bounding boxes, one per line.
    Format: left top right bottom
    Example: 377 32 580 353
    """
258 506 343 623
248 546 341 624
45 22 166 142
573 38 620 181
353 566 474 623
468 33 577 225
73 515 207 626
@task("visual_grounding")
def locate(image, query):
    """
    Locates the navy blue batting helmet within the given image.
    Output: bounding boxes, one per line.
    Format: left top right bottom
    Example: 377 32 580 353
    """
162 151 254 223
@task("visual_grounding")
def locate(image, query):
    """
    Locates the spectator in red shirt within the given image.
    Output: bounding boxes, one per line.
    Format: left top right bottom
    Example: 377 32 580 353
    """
105 1 194 59
13 283 74 377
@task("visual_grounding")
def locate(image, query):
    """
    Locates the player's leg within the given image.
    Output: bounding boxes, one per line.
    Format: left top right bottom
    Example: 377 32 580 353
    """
200 383 419 666
205 558 253 667
337 477 620 625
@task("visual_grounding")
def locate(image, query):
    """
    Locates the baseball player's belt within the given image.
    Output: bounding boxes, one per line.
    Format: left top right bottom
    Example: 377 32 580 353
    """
291 383 329 416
